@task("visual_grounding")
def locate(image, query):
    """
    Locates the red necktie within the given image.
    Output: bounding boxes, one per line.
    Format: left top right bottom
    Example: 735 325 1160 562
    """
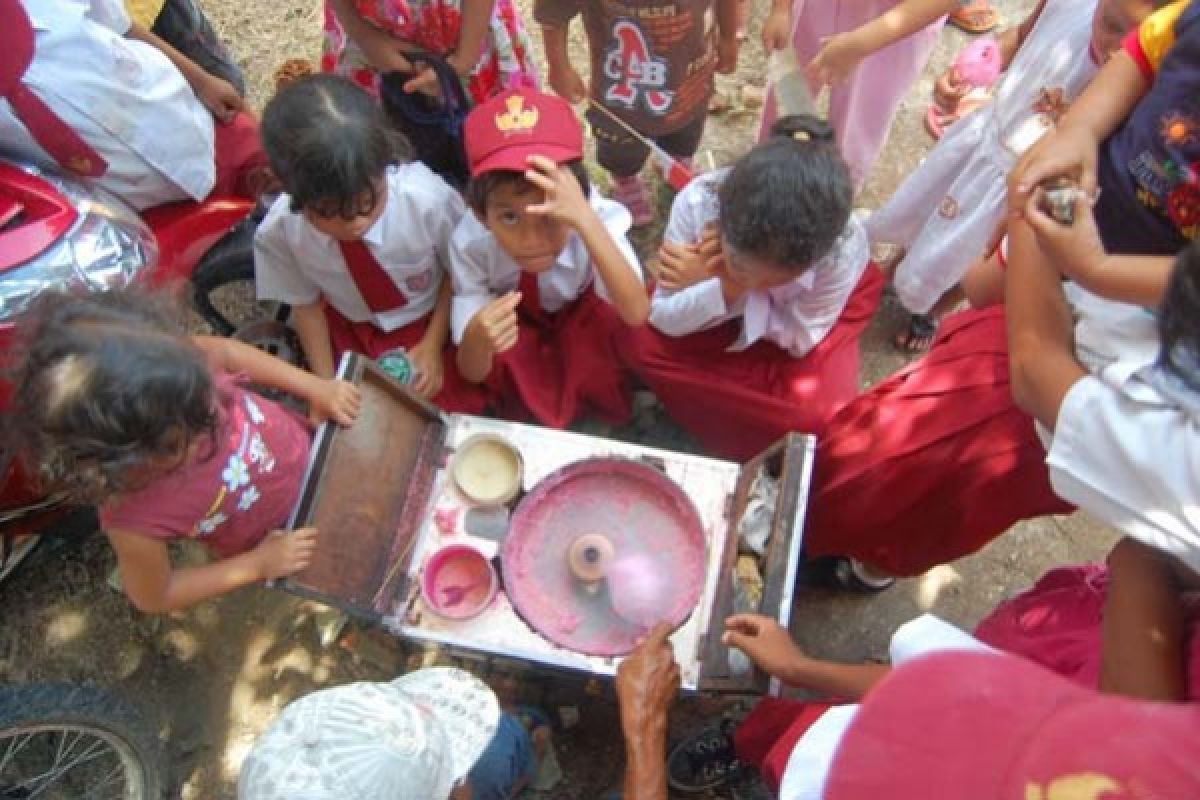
337 239 409 313
517 270 547 324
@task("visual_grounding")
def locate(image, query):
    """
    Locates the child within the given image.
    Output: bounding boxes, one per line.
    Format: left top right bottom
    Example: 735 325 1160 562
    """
255 75 483 412
0 0 267 210
869 0 1157 352
535 0 741 225
623 116 884 460
760 0 959 189
6 289 361 613
450 88 649 428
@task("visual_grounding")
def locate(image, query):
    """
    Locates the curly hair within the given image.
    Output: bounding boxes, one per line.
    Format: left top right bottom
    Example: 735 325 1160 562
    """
717 114 853 273
4 290 218 504
262 73 412 219
1159 240 1200 391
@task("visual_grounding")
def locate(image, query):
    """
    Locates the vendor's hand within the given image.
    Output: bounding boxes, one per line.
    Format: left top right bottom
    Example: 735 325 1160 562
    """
466 292 521 357
524 155 592 230
254 527 318 581
807 31 866 88
308 378 362 426
658 231 722 291
723 613 808 682
717 32 740 74
1009 123 1099 216
616 623 680 739
195 73 245 124
407 335 446 399
1022 188 1108 285
547 63 587 104
762 7 791 52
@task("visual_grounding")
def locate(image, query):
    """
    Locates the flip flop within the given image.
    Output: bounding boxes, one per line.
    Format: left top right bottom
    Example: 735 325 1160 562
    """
933 67 972 111
924 94 991 139
893 312 939 354
949 0 999 34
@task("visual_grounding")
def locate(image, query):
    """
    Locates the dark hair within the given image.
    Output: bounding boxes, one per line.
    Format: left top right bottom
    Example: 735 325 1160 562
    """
262 74 411 219
5 290 218 504
717 114 853 273
1158 241 1200 390
465 160 591 215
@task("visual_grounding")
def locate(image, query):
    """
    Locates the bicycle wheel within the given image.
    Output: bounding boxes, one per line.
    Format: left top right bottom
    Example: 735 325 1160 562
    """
0 683 164 799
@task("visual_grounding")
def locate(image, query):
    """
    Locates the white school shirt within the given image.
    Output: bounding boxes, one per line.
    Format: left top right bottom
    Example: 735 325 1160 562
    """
448 193 643 344
779 615 995 800
254 164 465 331
0 0 216 210
649 170 870 358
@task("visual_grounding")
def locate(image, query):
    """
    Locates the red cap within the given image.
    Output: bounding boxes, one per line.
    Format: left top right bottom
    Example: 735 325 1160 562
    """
826 651 1200 799
465 89 583 177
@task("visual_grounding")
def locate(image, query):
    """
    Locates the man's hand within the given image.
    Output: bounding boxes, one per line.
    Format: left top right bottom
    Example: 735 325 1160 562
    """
524 155 593 230
253 528 319 581
616 623 680 739
762 7 791 51
464 292 522 358
195 73 245 123
307 378 363 426
547 63 587 103
807 32 866 87
723 613 808 682
717 33 740 74
407 335 446 399
657 230 722 291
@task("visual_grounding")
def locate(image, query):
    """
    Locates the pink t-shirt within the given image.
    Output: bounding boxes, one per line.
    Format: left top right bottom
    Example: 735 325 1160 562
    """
100 373 313 558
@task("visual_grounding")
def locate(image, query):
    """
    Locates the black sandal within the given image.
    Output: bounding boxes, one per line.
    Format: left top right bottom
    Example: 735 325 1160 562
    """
893 312 939 354
667 719 743 793
803 557 896 593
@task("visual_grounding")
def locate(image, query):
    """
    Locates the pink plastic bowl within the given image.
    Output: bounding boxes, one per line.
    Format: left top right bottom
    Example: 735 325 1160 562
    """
421 544 498 620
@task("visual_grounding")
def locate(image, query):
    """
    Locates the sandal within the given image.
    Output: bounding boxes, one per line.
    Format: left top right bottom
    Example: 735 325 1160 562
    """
949 0 999 34
924 94 991 139
802 556 896 593
893 312 938 354
667 719 743 793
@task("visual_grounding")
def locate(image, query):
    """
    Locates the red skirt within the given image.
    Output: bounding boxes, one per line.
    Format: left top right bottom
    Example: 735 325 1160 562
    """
210 111 270 199
484 289 633 428
734 698 836 794
324 306 486 414
803 305 1074 576
621 265 884 461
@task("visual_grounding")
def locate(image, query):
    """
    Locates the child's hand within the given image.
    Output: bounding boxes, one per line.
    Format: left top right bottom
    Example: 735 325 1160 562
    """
547 63 587 103
717 32 740 74
407 336 445 399
722 613 809 680
714 259 748 305
523 156 592 230
308 378 362 427
658 229 722 291
1022 189 1107 285
762 7 791 51
806 31 867 87
254 527 319 581
1009 123 1100 216
196 73 246 124
465 292 522 357
355 23 417 75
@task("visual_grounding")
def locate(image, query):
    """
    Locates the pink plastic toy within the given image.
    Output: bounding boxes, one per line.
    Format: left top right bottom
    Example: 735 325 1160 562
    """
952 36 1003 89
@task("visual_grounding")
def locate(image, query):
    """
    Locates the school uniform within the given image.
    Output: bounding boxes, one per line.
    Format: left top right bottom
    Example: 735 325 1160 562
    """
449 192 644 427
622 170 883 461
255 163 484 413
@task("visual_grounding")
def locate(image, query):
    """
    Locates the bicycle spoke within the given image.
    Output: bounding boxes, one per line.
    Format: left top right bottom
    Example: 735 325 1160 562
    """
0 731 36 775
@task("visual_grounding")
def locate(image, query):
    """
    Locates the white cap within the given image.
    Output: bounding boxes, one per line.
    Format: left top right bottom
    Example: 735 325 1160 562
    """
238 667 500 800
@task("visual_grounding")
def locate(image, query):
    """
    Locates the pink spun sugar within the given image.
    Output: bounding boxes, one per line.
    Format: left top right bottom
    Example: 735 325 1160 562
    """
607 553 672 629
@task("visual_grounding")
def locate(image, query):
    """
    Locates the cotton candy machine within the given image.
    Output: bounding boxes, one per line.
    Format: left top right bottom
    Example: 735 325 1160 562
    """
284 353 813 692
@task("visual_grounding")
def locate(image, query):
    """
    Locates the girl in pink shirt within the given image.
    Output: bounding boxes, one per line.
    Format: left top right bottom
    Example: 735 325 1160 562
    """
7 290 360 613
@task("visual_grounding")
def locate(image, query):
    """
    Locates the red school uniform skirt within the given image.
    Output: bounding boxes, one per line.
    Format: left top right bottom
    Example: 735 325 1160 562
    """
621 264 884 461
803 305 1074 577
324 305 486 414
484 288 633 429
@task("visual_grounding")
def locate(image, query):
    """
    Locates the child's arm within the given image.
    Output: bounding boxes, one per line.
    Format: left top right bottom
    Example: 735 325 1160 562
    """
1101 537 1188 702
807 0 959 87
762 0 791 51
723 614 890 699
124 23 244 122
539 24 587 103
451 0 495 77
408 277 452 398
106 526 317 613
329 0 416 74
524 156 650 325
192 335 361 425
290 301 338 381
715 0 740 73
457 293 522 383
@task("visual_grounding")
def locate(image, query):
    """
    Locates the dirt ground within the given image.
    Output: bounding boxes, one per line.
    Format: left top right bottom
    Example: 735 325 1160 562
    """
0 0 1122 797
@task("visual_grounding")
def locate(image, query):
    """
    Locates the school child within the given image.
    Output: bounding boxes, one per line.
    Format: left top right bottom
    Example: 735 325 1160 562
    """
870 0 1158 352
450 88 649 428
534 0 741 225
255 75 483 412
759 0 959 189
6 289 362 613
622 115 883 461
0 0 267 210
801 1 1200 579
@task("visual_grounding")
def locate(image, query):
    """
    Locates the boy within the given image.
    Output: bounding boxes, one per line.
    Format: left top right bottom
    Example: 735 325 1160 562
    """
450 88 649 428
534 0 740 225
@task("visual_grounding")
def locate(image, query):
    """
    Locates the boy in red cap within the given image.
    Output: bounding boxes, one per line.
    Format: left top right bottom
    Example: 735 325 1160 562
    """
449 88 649 428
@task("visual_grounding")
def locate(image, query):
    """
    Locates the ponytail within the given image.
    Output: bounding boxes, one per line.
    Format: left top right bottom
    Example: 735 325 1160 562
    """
768 114 837 146
1159 241 1200 391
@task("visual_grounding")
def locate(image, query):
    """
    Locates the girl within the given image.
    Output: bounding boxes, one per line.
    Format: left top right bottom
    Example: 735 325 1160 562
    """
623 115 884 461
760 0 960 189
6 289 361 614
255 74 484 413
870 0 1158 352
322 0 538 104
